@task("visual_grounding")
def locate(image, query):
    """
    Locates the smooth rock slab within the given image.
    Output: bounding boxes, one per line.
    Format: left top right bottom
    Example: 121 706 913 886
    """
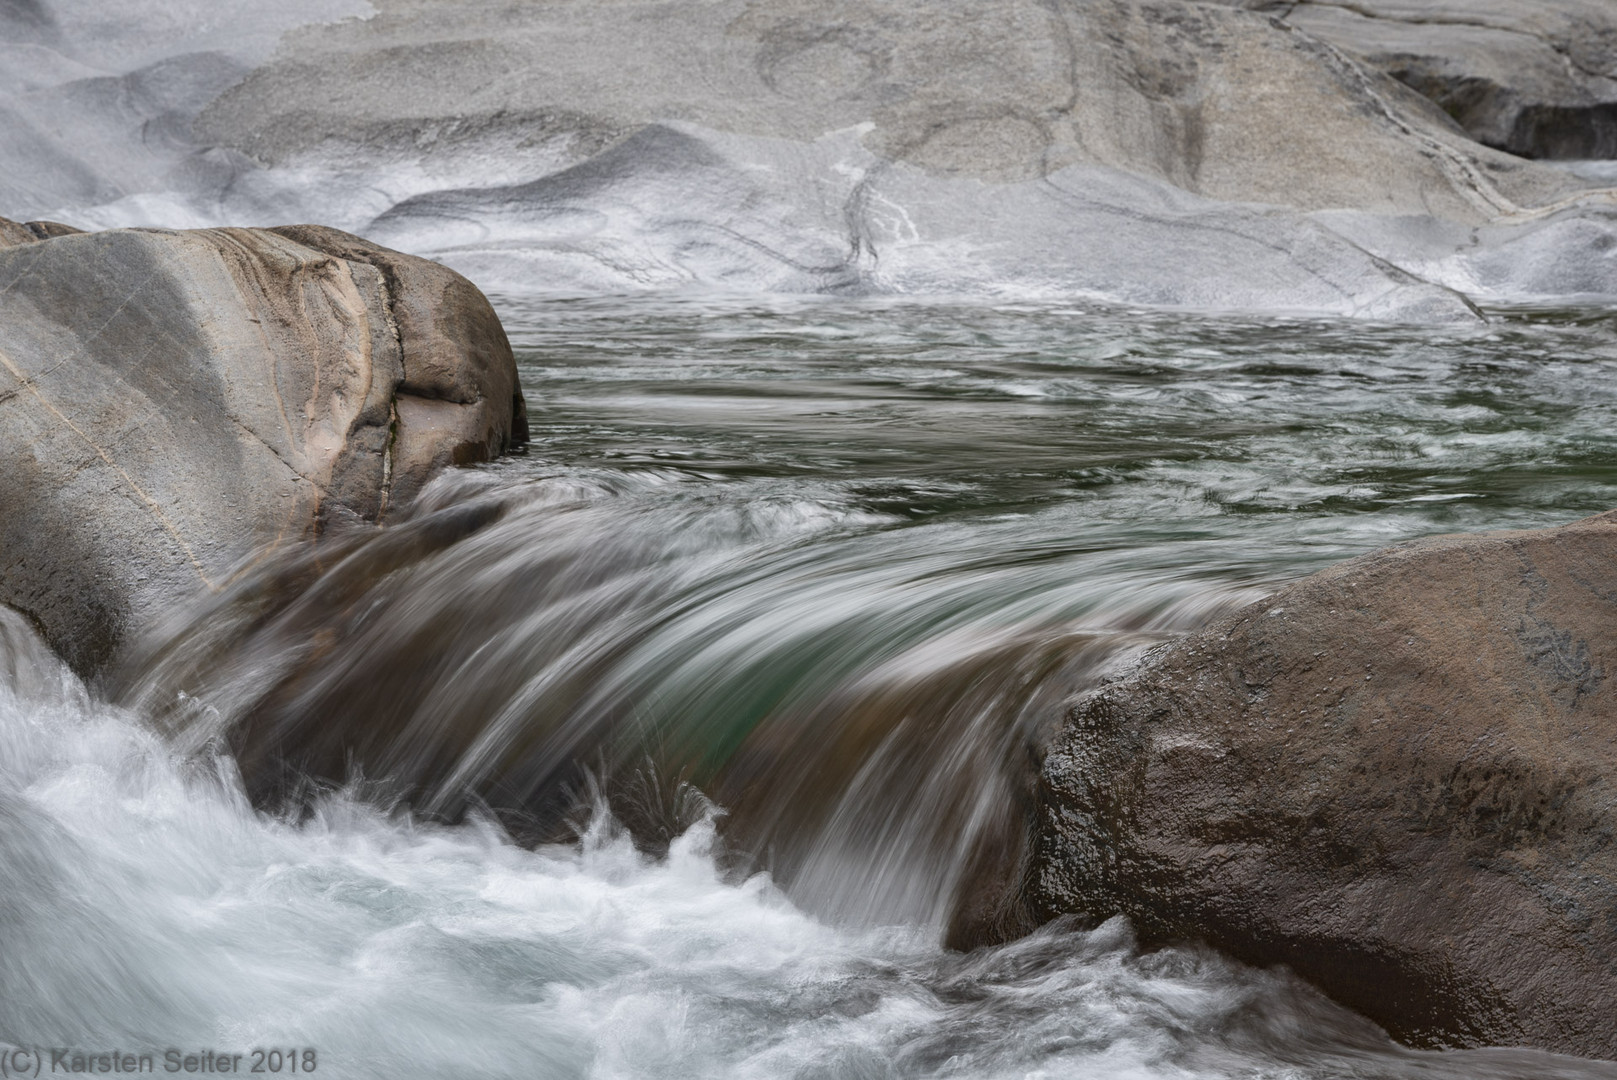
1036 510 1617 1057
1267 0 1617 160
201 0 1588 218
0 220 524 674
184 0 1617 311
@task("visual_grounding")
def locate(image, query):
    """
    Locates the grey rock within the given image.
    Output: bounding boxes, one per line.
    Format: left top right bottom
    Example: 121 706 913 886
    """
0 220 524 675
0 0 368 220
1034 509 1617 1057
5 0 1615 311
1250 1 1617 160
176 0 1617 312
371 123 1485 318
201 0 1586 216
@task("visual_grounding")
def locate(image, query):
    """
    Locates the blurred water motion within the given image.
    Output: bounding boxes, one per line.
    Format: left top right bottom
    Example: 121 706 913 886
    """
5 295 1617 1077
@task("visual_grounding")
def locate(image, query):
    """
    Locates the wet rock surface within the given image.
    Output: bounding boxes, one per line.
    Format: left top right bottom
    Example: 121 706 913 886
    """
0 219 523 675
6 0 1617 310
1035 510 1617 1057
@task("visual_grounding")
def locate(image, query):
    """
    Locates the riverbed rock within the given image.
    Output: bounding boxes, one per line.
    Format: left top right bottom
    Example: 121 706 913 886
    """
180 0 1617 313
1034 510 1617 1056
201 0 1591 217
0 218 524 675
1250 1 1617 161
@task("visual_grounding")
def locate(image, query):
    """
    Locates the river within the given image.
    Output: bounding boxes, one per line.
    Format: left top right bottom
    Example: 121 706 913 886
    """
5 293 1617 1077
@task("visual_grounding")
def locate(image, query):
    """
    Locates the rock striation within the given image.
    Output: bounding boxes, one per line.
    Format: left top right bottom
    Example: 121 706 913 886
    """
1245 1 1617 161
201 0 1586 217
7 0 1617 311
1035 510 1617 1057
181 0 1617 312
0 219 525 675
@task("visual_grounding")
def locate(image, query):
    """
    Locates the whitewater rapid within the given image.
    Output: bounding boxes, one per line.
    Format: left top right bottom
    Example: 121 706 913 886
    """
8 1 1617 1073
4 609 1615 1080
6 295 1617 1077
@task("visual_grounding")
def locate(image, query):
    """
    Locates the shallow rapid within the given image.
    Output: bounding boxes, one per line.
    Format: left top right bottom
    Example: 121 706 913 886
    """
4 296 1617 1077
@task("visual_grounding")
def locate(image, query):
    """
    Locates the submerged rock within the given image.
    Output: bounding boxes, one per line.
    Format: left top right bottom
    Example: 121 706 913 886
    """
0 219 525 675
1034 510 1617 1057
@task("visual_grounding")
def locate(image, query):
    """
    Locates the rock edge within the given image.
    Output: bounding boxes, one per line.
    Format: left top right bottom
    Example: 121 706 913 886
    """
0 218 527 674
1035 509 1617 1057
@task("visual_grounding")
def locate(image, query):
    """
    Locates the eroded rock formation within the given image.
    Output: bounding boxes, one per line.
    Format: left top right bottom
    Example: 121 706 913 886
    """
201 0 1588 215
6 0 1616 310
0 219 525 674
181 0 1617 312
1249 1 1617 160
1035 510 1617 1057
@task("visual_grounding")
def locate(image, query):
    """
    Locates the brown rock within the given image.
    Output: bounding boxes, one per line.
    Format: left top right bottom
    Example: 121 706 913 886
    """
0 218 35 247
0 218 524 674
1035 510 1617 1056
22 220 85 240
267 225 529 505
0 219 87 247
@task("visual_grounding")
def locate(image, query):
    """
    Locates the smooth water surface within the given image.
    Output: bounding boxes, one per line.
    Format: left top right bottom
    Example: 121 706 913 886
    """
507 295 1617 540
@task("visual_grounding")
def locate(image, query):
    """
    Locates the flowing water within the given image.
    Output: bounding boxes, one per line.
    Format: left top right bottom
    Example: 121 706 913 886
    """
6 293 1617 1078
10 0 1617 1072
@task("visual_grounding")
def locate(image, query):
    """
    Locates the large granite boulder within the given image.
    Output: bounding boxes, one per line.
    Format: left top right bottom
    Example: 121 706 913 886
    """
1034 510 1617 1056
1245 1 1617 161
0 219 525 675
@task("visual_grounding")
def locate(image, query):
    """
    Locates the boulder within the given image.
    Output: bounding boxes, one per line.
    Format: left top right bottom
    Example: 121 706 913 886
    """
1252 1 1617 161
0 217 80 245
0 219 525 675
1034 510 1617 1056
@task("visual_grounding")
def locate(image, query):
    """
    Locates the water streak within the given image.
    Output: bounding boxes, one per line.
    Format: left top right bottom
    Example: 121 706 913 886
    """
5 296 1617 1076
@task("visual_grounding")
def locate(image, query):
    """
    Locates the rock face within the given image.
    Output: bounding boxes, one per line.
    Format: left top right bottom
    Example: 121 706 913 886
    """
1034 510 1617 1056
7 0 1617 311
174 0 1617 312
0 219 525 675
202 0 1583 216
0 0 369 222
1253 1 1617 160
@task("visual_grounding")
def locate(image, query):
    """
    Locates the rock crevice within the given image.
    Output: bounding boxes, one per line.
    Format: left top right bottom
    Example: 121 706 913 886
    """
1249 0 1617 160
0 218 526 675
